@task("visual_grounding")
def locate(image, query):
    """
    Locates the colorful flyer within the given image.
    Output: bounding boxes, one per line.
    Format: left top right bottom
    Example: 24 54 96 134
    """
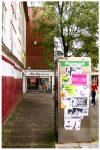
61 92 66 109
62 74 70 82
64 84 76 96
72 73 87 85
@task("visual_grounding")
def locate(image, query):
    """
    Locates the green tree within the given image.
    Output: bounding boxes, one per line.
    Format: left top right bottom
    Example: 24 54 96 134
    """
32 1 99 70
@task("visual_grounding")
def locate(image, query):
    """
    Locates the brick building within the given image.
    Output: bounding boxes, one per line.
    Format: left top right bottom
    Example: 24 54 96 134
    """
26 7 54 92
26 7 49 69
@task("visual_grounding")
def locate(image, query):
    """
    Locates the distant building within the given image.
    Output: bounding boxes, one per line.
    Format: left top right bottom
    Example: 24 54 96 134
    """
2 1 28 122
26 7 50 69
26 7 54 92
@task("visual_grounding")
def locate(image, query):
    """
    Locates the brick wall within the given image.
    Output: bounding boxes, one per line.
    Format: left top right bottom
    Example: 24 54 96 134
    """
26 7 49 69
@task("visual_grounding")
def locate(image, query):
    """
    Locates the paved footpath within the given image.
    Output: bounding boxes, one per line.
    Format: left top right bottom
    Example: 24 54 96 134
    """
2 92 99 148
2 93 54 148
90 93 99 142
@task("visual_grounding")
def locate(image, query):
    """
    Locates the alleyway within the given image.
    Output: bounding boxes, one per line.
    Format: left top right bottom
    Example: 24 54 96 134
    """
2 93 54 148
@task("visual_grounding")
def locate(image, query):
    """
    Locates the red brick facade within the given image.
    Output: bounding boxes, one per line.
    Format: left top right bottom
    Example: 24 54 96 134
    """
26 7 49 69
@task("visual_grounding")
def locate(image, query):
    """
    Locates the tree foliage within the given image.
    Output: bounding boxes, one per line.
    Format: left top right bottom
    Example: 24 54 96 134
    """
32 1 99 70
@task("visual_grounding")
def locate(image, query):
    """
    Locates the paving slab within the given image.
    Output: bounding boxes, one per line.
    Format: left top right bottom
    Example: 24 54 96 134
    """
55 142 99 148
2 92 99 148
2 93 54 148
80 142 99 148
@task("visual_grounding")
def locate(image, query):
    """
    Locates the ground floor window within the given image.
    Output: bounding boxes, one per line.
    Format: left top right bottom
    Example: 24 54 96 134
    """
27 76 52 92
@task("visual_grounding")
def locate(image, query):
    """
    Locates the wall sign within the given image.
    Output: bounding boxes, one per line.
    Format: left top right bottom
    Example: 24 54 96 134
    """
60 61 89 67
26 71 53 76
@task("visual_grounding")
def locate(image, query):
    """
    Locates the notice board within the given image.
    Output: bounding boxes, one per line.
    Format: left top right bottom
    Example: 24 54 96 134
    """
54 57 91 143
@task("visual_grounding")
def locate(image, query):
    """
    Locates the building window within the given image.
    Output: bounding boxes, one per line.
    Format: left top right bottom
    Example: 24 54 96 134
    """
34 41 37 45
27 77 49 91
19 2 22 14
11 1 16 18
19 17 21 34
18 39 21 45
11 2 17 35
27 77 52 92
2 2 7 43
10 22 16 52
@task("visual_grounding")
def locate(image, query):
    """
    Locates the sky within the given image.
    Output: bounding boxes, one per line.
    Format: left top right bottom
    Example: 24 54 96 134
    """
27 1 42 7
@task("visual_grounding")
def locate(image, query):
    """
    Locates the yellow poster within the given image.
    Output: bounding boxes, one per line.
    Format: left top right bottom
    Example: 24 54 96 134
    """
60 74 76 108
64 85 76 96
61 74 70 82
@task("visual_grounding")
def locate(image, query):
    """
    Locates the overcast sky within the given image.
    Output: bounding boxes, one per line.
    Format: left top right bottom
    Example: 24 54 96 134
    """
27 1 43 7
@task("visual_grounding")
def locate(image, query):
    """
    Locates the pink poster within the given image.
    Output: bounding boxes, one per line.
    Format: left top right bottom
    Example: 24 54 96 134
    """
72 74 87 85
